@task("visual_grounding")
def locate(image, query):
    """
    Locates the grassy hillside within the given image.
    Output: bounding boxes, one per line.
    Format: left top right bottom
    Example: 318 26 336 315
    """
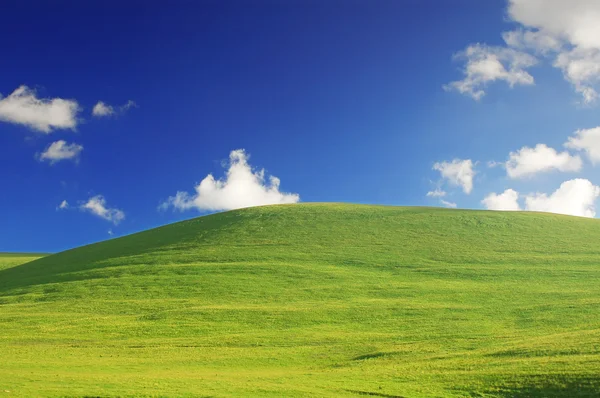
0 253 47 271
1 204 600 397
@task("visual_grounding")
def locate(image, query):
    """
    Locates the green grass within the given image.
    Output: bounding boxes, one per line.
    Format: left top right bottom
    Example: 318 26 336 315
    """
1 203 600 397
0 253 47 271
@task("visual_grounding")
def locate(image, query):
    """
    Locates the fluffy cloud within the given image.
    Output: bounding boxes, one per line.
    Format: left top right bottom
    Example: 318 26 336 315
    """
161 149 300 212
565 127 600 164
92 100 136 117
81 195 125 225
508 0 600 102
482 189 521 211
444 44 537 100
38 140 83 164
0 86 79 133
57 200 69 210
482 179 600 218
505 144 582 178
508 0 600 49
449 1 600 102
554 48 600 103
525 179 600 218
433 159 476 194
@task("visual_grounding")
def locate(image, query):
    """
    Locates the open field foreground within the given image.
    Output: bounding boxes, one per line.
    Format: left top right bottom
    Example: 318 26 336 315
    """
1 204 600 397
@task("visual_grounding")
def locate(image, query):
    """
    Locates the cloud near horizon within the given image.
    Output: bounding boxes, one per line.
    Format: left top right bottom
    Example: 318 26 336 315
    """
160 149 300 212
482 178 600 218
0 86 80 133
440 199 457 208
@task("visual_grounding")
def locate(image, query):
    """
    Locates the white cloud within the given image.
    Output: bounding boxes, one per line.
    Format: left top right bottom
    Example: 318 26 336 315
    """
449 1 600 102
427 188 456 208
0 86 79 133
554 48 600 103
444 44 537 100
57 200 69 210
482 189 521 211
161 149 300 212
92 100 137 117
502 29 562 55
507 0 600 103
81 195 125 225
433 159 476 194
426 189 446 198
525 178 600 218
92 101 114 117
440 199 457 208
38 140 83 164
508 0 600 50
482 179 600 218
565 127 600 164
120 100 136 111
505 143 582 178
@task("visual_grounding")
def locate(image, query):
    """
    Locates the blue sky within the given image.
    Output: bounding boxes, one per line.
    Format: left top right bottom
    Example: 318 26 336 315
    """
3 0 600 252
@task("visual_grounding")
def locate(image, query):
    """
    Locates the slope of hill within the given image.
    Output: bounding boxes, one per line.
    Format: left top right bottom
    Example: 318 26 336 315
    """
1 204 600 397
0 253 47 271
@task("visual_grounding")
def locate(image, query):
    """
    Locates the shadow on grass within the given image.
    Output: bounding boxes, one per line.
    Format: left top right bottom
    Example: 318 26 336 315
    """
344 389 405 397
0 211 240 294
475 376 600 397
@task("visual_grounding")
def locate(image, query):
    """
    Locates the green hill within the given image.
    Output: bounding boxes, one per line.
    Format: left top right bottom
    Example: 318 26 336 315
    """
1 204 600 397
0 252 47 271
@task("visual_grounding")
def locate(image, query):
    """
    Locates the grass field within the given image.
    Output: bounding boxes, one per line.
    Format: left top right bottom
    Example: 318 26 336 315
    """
0 253 47 271
1 204 600 397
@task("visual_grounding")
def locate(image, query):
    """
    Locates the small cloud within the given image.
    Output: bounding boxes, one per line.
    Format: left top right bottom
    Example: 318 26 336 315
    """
120 100 137 112
444 44 537 100
57 200 69 210
433 159 476 194
108 229 114 236
80 195 125 225
440 199 457 208
92 100 137 117
160 149 300 212
426 189 447 198
92 101 114 117
0 85 80 133
38 140 83 164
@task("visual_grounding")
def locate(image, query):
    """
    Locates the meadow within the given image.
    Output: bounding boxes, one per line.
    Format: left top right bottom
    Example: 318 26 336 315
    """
1 204 599 397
